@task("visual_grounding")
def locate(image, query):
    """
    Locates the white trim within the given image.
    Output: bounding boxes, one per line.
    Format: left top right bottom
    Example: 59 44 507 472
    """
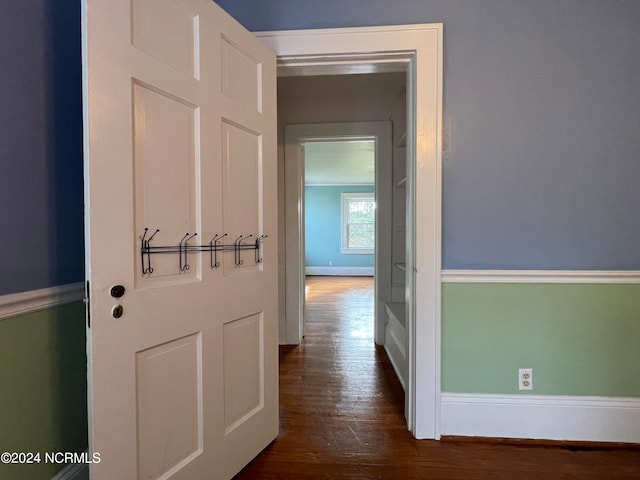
0 282 85 321
441 393 640 443
50 462 89 480
305 266 374 276
442 269 640 284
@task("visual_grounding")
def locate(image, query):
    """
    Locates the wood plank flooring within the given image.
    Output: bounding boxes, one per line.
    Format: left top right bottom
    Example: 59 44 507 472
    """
233 276 640 479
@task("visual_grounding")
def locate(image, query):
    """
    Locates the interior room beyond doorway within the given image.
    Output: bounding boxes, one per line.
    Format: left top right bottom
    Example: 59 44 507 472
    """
278 71 410 422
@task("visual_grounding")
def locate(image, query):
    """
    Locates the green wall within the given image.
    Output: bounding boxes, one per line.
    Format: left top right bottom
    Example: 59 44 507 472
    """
0 301 87 480
442 283 640 397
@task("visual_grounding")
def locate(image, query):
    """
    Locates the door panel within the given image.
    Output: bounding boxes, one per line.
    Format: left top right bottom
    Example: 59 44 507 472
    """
223 313 263 434
83 0 277 478
222 121 262 270
220 37 261 112
132 0 199 79
136 334 203 479
133 82 198 283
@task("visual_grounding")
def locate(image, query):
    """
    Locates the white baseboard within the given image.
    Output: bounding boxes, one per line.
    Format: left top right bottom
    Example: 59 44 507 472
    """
50 462 89 480
0 282 85 321
306 266 374 276
441 393 640 443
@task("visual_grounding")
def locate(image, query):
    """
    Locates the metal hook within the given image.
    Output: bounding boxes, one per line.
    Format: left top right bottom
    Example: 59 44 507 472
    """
255 235 268 263
234 234 253 266
209 233 227 268
141 228 160 275
179 232 197 272
140 228 149 275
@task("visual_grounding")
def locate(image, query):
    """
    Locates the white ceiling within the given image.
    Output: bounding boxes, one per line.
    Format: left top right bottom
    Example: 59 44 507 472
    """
304 139 375 185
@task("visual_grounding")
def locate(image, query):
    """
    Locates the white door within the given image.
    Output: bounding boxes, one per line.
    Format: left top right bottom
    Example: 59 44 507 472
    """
83 0 277 478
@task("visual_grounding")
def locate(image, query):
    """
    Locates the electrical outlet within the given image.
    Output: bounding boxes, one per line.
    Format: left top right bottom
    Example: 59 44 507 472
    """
329 260 333 266
519 368 533 391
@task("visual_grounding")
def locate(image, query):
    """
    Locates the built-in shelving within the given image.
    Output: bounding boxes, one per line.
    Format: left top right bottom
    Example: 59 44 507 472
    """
384 301 407 389
385 108 408 392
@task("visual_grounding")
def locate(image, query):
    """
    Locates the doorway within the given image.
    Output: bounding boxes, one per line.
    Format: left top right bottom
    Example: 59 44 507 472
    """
257 24 443 439
281 117 395 347
302 135 378 337
281 73 408 422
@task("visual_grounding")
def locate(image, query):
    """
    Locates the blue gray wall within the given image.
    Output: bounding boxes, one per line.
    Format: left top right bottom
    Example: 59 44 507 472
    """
10 0 636 283
216 0 640 271
305 185 375 268
0 1 84 295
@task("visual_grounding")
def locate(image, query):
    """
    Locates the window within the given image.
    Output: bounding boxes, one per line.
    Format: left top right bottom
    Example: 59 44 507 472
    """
341 192 375 254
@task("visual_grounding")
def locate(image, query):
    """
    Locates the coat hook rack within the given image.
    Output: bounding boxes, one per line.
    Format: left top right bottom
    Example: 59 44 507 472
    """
139 228 268 276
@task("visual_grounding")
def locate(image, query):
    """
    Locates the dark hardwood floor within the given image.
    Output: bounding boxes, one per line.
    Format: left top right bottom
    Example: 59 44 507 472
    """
234 276 640 479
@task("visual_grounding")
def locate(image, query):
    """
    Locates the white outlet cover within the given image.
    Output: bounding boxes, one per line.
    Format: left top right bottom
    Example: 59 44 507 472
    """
518 368 533 390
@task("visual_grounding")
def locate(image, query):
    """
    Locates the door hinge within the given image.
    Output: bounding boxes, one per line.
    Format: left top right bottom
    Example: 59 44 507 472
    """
84 280 91 328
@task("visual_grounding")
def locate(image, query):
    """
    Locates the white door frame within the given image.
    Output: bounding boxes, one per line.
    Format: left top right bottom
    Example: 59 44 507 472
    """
257 24 443 440
283 121 393 346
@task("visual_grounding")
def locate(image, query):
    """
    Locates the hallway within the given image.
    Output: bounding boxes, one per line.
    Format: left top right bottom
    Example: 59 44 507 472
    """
234 276 640 479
